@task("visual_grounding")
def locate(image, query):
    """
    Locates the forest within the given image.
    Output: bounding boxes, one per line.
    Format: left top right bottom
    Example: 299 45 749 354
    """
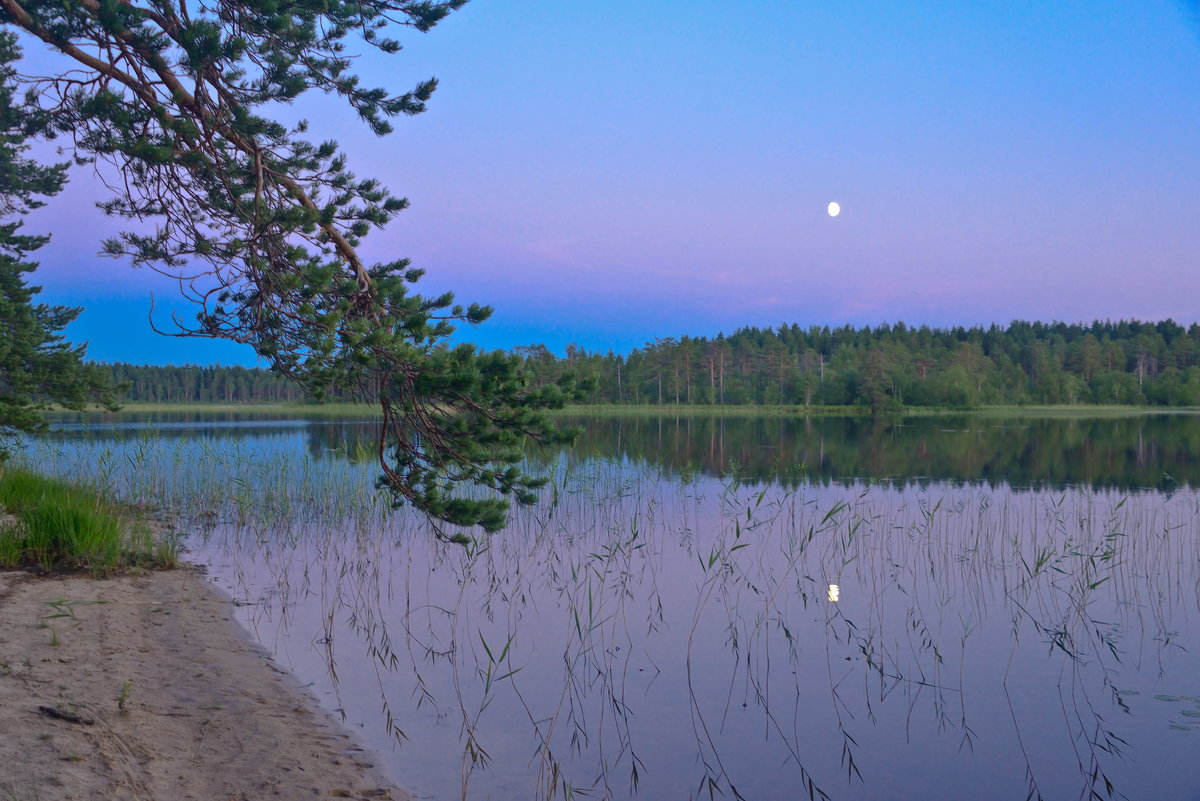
515 319 1200 408
102 362 321 404
97 319 1200 409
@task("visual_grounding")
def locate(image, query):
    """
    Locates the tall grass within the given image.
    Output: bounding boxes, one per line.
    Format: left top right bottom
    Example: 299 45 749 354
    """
0 468 177 574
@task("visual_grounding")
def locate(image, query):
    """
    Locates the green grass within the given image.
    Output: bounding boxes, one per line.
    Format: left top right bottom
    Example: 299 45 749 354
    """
0 468 177 574
556 402 1200 419
552 403 874 417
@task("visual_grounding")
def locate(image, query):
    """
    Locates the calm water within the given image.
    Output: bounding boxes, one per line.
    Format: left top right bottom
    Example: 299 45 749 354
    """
23 411 1200 800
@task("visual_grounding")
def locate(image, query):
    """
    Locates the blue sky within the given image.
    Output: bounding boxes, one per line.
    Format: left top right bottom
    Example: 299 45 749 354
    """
21 0 1200 365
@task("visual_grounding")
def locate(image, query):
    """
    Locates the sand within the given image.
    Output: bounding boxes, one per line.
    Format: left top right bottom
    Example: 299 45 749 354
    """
0 566 408 801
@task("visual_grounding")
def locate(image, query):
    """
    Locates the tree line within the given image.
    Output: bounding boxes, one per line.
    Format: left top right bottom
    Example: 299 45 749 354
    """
514 319 1200 409
98 363 346 404
96 318 1200 409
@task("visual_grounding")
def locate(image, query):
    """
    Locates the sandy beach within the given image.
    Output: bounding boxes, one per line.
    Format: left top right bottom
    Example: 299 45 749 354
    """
0 566 406 801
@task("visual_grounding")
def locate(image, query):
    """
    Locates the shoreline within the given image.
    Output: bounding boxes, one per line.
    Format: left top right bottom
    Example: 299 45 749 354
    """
0 565 407 801
45 401 1199 420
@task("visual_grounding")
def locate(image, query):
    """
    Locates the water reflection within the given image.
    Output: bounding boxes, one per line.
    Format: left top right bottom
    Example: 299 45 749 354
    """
19 411 1200 800
563 413 1200 491
47 409 1200 491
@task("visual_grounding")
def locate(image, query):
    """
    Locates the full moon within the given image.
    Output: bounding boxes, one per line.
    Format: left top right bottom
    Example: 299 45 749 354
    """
827 201 841 217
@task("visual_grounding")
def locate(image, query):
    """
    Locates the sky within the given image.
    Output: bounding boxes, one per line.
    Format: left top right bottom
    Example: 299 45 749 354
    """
18 0 1200 365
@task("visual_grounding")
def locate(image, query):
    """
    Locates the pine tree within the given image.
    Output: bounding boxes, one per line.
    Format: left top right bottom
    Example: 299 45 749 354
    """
0 0 581 532
0 32 117 458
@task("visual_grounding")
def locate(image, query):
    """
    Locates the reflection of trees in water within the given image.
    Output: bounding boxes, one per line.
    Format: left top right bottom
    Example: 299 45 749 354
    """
48 411 1200 494
304 420 379 463
561 414 1200 492
46 411 313 444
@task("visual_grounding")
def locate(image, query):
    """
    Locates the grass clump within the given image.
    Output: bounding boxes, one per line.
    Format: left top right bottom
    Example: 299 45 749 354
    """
0 468 177 574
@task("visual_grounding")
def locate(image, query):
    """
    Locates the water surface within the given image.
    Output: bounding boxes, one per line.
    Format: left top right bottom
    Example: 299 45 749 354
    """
25 411 1200 800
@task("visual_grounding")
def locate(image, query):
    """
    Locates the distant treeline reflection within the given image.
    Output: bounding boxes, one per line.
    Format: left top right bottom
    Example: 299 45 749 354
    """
50 411 1197 492
306 413 1196 492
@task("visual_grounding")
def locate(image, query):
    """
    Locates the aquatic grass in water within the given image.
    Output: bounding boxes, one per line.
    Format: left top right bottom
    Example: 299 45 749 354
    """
16 413 1200 800
187 468 1200 800
23 432 388 530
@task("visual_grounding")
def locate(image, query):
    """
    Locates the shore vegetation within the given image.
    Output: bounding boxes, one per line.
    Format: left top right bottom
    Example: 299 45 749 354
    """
0 467 176 574
47 400 1192 421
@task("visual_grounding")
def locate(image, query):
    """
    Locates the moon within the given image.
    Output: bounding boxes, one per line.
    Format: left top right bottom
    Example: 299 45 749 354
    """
827 201 841 217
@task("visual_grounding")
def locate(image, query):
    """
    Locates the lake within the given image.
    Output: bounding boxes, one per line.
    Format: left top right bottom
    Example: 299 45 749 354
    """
23 410 1200 800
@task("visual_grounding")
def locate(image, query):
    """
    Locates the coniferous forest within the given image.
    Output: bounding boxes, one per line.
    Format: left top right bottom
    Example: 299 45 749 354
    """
102 362 315 404
98 319 1200 409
